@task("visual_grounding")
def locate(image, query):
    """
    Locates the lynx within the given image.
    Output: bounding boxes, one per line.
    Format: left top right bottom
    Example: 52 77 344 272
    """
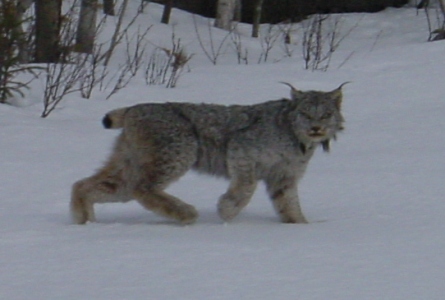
70 83 346 225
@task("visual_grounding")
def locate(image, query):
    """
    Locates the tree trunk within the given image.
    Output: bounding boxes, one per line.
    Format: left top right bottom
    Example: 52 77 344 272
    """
161 0 174 24
103 0 115 16
15 0 34 62
215 0 236 30
75 0 98 54
34 0 62 62
251 0 264 37
234 0 242 21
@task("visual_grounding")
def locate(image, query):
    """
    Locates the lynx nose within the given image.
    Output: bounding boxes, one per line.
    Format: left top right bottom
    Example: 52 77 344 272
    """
309 126 324 137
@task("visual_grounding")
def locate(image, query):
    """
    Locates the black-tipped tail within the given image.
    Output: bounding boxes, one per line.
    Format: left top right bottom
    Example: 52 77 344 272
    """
102 114 113 128
101 107 127 129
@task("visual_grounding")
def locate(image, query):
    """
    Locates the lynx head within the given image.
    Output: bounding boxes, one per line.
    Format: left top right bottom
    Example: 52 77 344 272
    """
282 82 348 151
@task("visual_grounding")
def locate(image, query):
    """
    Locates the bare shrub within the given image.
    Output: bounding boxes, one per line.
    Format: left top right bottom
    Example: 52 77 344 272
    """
105 26 151 99
41 55 88 118
421 0 445 40
229 22 296 65
40 1 86 117
165 46 193 88
138 0 150 13
193 15 231 65
41 0 153 115
79 44 108 99
257 24 280 63
78 16 109 99
230 27 249 64
277 21 297 59
145 31 193 88
101 0 146 66
300 14 357 71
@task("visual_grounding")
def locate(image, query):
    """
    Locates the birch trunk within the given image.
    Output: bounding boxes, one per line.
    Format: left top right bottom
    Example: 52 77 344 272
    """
251 0 264 37
215 0 236 30
34 0 62 62
75 0 98 54
15 0 34 62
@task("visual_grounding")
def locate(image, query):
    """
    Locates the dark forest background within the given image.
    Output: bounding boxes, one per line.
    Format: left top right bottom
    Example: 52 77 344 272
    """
154 0 408 23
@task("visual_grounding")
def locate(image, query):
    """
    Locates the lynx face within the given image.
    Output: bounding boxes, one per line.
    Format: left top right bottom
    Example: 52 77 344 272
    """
288 88 345 144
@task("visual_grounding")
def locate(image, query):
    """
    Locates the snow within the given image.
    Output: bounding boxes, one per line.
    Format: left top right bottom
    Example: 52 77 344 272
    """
1 3 445 299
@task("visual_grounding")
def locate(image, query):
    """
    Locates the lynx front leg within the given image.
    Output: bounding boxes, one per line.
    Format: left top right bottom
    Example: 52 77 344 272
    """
265 178 308 224
218 162 257 222
134 189 198 224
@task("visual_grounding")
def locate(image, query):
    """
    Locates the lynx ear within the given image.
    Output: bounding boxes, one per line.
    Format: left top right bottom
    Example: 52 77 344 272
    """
280 82 304 101
329 81 350 109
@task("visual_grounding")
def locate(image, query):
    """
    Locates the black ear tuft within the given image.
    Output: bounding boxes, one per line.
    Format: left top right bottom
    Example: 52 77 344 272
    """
280 81 304 101
102 114 112 128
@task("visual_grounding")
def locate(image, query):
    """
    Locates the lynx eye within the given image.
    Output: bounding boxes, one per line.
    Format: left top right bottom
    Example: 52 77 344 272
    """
299 111 313 120
320 112 332 120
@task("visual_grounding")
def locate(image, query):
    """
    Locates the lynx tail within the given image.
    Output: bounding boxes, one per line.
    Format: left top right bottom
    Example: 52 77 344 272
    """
102 107 128 129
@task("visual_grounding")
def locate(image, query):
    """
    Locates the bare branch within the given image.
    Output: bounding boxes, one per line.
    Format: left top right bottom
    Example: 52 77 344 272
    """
193 15 231 65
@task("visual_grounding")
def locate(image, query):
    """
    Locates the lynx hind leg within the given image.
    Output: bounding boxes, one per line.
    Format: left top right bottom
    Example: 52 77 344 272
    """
218 161 257 222
70 173 129 224
71 179 95 224
265 176 308 224
132 150 199 224
130 121 199 224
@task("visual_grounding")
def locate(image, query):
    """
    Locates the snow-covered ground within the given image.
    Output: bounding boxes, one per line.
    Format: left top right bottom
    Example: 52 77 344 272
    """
1 3 445 299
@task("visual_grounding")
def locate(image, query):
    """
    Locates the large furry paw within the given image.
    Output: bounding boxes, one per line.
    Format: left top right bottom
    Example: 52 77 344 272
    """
70 198 96 225
176 204 199 225
217 198 242 222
